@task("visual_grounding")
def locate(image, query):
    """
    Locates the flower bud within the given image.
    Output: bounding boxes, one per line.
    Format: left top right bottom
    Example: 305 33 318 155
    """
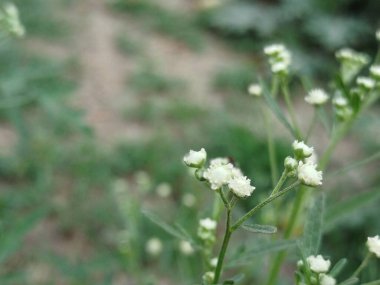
183 148 207 168
292 140 314 160
284 156 298 172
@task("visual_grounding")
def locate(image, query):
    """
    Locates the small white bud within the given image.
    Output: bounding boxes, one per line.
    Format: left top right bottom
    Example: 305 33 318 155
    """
292 140 314 159
145 238 163 256
320 274 337 285
248 83 262 96
357 76 375 90
156 182 171 198
305 89 329 106
284 156 297 172
297 161 323 187
183 148 207 168
179 240 194 256
367 235 380 257
306 255 331 273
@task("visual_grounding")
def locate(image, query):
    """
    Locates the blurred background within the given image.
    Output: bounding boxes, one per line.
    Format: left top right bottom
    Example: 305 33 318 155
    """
0 0 379 284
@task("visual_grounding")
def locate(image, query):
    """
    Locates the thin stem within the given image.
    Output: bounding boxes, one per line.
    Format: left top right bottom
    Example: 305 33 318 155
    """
281 82 302 140
213 210 232 284
352 252 372 278
264 107 279 187
270 170 288 196
219 188 230 209
231 181 300 232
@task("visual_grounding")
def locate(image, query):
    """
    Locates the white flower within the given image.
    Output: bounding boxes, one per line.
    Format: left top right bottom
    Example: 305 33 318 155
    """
367 235 380 257
320 274 336 285
284 156 298 172
271 62 288 74
179 240 194 255
333 95 348 107
335 48 369 65
305 89 329 105
145 238 163 256
182 193 196 207
370 65 380 79
156 182 171 198
306 255 331 273
376 29 380 41
210 257 218 268
357 76 375 90
183 148 207 168
228 175 255 198
203 162 234 190
264 44 286 55
297 161 323 187
199 218 217 231
292 140 314 159
202 271 215 283
210 157 229 166
248 83 262 96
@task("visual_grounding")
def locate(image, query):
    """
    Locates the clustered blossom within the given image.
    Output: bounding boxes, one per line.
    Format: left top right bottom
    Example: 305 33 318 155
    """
292 140 314 159
320 274 336 285
183 148 207 168
335 48 369 83
356 76 375 90
297 161 323 187
370 65 380 80
248 83 262 96
306 255 331 273
0 3 25 37
264 44 292 75
305 89 329 106
198 218 217 243
228 176 255 198
367 235 380 257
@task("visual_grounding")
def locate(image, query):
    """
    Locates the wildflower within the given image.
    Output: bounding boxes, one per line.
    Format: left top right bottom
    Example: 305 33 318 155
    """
336 48 369 83
248 83 262 96
182 193 196 207
198 218 217 242
284 157 298 172
202 271 215 284
292 140 314 160
357 76 375 90
264 44 292 75
370 65 380 80
228 175 255 198
297 161 323 187
306 255 331 273
320 274 336 285
210 257 218 268
203 161 234 190
145 237 163 256
305 89 329 106
199 218 217 231
179 240 194 256
183 148 207 168
367 235 380 257
156 182 171 198
333 95 348 107
376 29 380 41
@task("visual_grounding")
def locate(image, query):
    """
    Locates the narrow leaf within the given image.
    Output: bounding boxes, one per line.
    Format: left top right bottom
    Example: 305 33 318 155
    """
260 78 297 137
362 280 380 285
242 223 277 234
338 277 359 285
325 188 380 231
142 210 186 240
301 193 325 256
329 258 347 278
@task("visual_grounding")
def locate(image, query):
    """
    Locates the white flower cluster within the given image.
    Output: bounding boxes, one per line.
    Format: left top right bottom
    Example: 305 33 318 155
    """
370 65 380 80
0 3 24 37
203 158 255 197
298 255 336 285
198 218 217 243
356 76 375 90
367 235 380 257
336 48 369 83
264 44 292 75
305 89 329 106
248 83 262 97
286 141 323 187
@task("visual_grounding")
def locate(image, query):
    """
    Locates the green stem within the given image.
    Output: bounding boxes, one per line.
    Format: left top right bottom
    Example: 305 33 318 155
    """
305 109 318 142
264 106 279 187
270 170 288 196
281 83 302 140
231 181 300 232
219 188 230 209
213 209 232 284
352 252 372 278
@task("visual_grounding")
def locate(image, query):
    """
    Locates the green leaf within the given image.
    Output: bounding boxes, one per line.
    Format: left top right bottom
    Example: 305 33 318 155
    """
260 78 297 137
301 193 325 256
338 277 359 285
329 258 347 277
241 223 277 234
223 273 244 284
0 207 48 264
325 187 380 231
362 280 380 285
227 239 296 267
142 209 187 240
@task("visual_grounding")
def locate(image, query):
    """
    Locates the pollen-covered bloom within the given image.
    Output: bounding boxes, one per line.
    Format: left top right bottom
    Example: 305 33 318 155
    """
370 65 380 80
297 161 323 187
357 76 375 90
248 83 262 96
305 89 329 105
228 175 255 198
306 255 331 273
292 140 314 159
320 274 336 285
367 235 380 257
183 148 207 168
